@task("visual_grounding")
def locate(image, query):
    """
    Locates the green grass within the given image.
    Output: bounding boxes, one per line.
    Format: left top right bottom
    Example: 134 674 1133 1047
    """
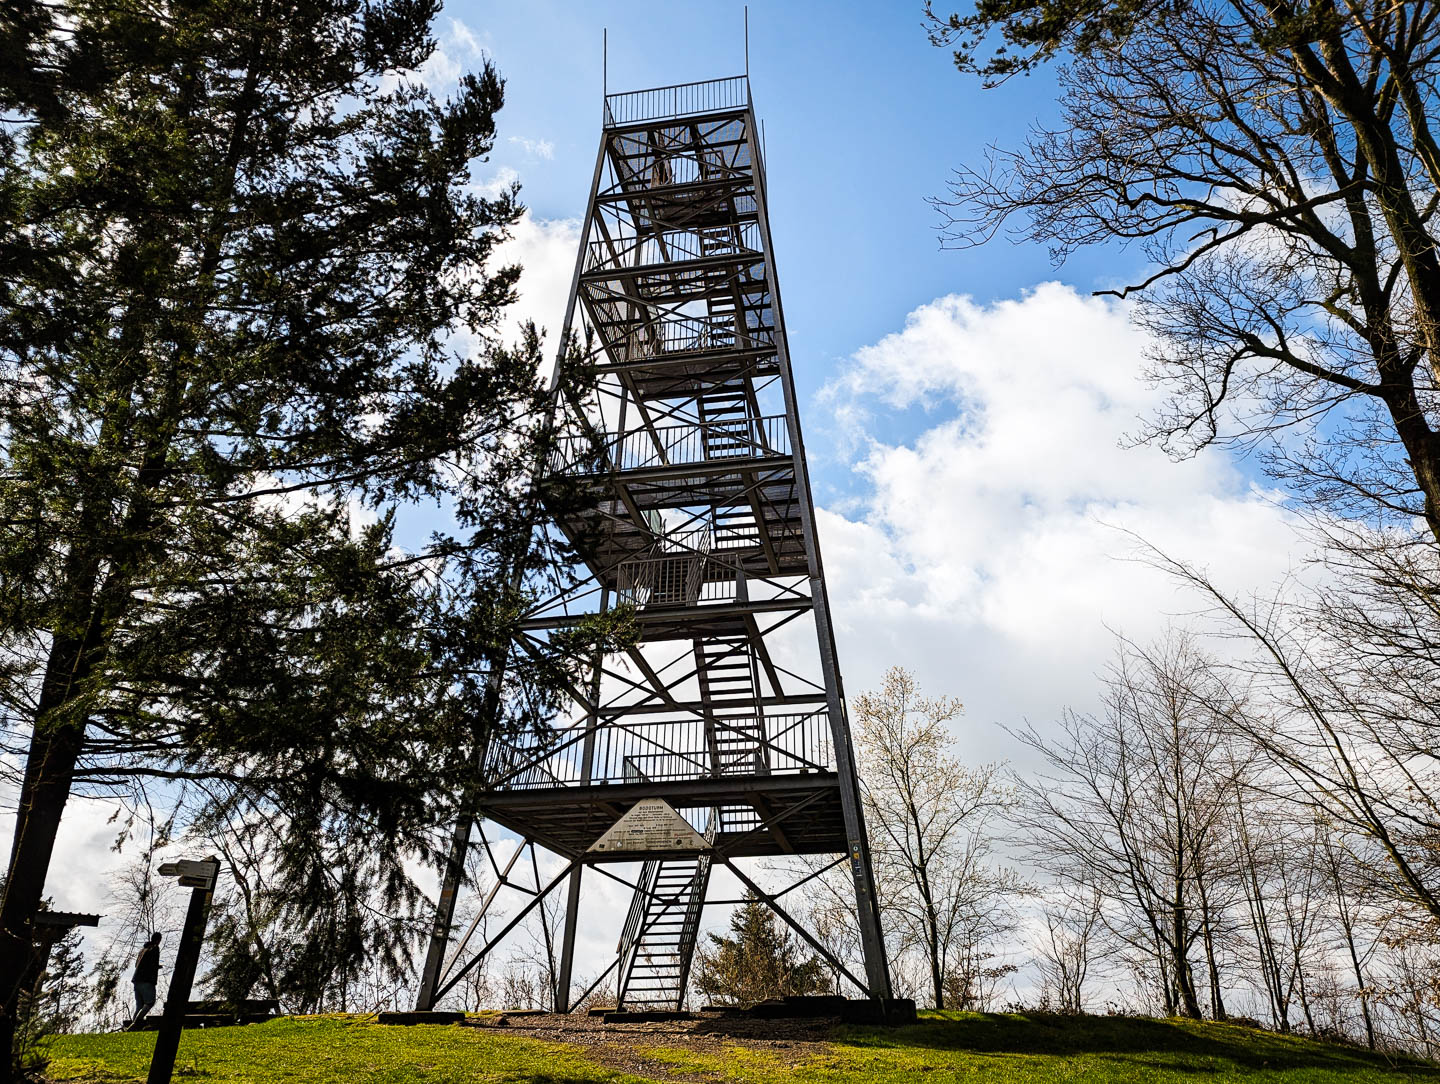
651 1012 1440 1083
42 1010 1440 1084
43 1016 647 1084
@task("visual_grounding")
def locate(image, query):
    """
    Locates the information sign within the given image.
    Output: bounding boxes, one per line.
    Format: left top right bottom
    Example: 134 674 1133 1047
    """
588 799 708 854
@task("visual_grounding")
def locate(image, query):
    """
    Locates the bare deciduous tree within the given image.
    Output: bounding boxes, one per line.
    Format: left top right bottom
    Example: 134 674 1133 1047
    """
854 667 1026 1010
1152 538 1440 929
928 1 1440 541
1014 634 1241 1019
1034 889 1103 1014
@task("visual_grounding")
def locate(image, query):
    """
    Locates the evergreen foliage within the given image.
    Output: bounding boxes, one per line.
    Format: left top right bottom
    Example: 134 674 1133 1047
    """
0 0 610 1067
693 893 831 1006
31 928 85 1037
6 898 89 1080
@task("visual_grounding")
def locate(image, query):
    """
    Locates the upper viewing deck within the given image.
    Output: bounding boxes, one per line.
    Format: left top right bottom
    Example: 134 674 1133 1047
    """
604 75 750 127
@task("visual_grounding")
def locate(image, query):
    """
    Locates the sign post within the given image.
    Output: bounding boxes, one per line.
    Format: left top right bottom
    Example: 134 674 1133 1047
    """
146 857 219 1084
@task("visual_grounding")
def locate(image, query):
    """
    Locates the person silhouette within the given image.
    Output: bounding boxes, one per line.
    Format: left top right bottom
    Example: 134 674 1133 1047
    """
129 932 162 1029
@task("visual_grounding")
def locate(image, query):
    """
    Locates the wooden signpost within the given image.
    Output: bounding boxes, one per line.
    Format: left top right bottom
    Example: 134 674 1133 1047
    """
146 857 220 1084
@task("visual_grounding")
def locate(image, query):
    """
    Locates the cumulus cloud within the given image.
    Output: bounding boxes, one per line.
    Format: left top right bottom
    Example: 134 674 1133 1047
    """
433 210 580 371
379 16 485 95
446 17 482 58
816 284 1305 762
493 212 582 348
471 166 521 202
508 136 556 160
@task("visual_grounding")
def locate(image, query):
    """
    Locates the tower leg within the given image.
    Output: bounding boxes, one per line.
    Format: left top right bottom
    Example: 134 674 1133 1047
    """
556 590 607 1013
555 864 584 1011
749 93 893 999
825 669 892 997
816 591 891 999
415 811 472 1011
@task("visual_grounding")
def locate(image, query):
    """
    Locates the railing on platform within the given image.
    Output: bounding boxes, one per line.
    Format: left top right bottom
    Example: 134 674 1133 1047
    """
604 76 749 128
614 313 774 363
549 415 789 477
586 221 763 274
483 710 834 791
610 140 754 196
615 551 743 610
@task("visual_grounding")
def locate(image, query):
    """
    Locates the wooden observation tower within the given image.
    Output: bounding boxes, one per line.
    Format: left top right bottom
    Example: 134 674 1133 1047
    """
416 76 891 1013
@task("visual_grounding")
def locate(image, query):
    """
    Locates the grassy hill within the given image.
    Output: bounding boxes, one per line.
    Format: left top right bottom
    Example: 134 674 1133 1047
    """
42 1010 1439 1084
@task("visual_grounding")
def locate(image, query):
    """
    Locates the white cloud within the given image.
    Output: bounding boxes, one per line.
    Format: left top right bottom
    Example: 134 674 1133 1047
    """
435 211 580 372
471 166 521 202
816 284 1306 763
508 136 556 161
380 16 485 96
491 212 582 353
447 17 482 58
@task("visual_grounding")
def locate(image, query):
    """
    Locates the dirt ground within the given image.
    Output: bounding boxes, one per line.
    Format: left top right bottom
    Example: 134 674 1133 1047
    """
466 1011 839 1082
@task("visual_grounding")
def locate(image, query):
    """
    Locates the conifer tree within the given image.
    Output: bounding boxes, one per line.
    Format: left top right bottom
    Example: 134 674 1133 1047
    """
0 0 596 1067
693 893 831 1006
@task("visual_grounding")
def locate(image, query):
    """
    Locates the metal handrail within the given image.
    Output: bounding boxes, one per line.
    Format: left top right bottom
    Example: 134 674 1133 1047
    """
549 414 790 477
604 76 749 127
616 551 740 610
616 859 657 978
609 144 753 195
586 221 763 274
616 313 774 363
482 710 834 791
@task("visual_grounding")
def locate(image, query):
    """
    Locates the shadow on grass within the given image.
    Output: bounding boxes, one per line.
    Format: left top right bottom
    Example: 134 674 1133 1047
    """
837 1012 1440 1075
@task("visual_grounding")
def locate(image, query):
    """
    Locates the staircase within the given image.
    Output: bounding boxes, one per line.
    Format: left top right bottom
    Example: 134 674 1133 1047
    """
697 388 754 460
708 285 741 348
698 636 769 839
695 638 768 777
616 846 713 1010
613 637 770 1010
712 503 760 551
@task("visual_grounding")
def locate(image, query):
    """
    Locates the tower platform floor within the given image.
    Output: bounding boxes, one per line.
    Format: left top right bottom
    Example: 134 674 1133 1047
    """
478 772 847 859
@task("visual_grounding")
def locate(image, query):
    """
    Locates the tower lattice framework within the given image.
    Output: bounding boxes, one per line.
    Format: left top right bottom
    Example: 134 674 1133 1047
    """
416 76 891 1013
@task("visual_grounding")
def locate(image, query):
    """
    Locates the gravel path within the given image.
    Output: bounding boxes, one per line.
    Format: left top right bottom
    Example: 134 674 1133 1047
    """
465 1011 839 1082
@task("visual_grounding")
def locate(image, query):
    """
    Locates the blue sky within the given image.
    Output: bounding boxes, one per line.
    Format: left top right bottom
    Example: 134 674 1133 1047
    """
451 1 1150 495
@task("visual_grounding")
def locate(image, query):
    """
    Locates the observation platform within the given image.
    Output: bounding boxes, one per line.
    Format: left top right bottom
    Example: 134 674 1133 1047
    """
478 772 847 860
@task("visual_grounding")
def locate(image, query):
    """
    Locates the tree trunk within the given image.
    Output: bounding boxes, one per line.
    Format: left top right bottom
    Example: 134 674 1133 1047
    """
927 911 945 1011
1375 377 1440 543
1171 868 1201 1019
1294 947 1317 1036
0 621 99 1069
1339 913 1375 1050
1150 920 1176 1017
1199 904 1225 1021
1297 25 1440 541
1193 874 1225 1021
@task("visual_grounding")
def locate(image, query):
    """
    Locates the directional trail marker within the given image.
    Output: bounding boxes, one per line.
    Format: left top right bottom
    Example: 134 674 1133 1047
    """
147 856 220 1084
156 859 219 889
